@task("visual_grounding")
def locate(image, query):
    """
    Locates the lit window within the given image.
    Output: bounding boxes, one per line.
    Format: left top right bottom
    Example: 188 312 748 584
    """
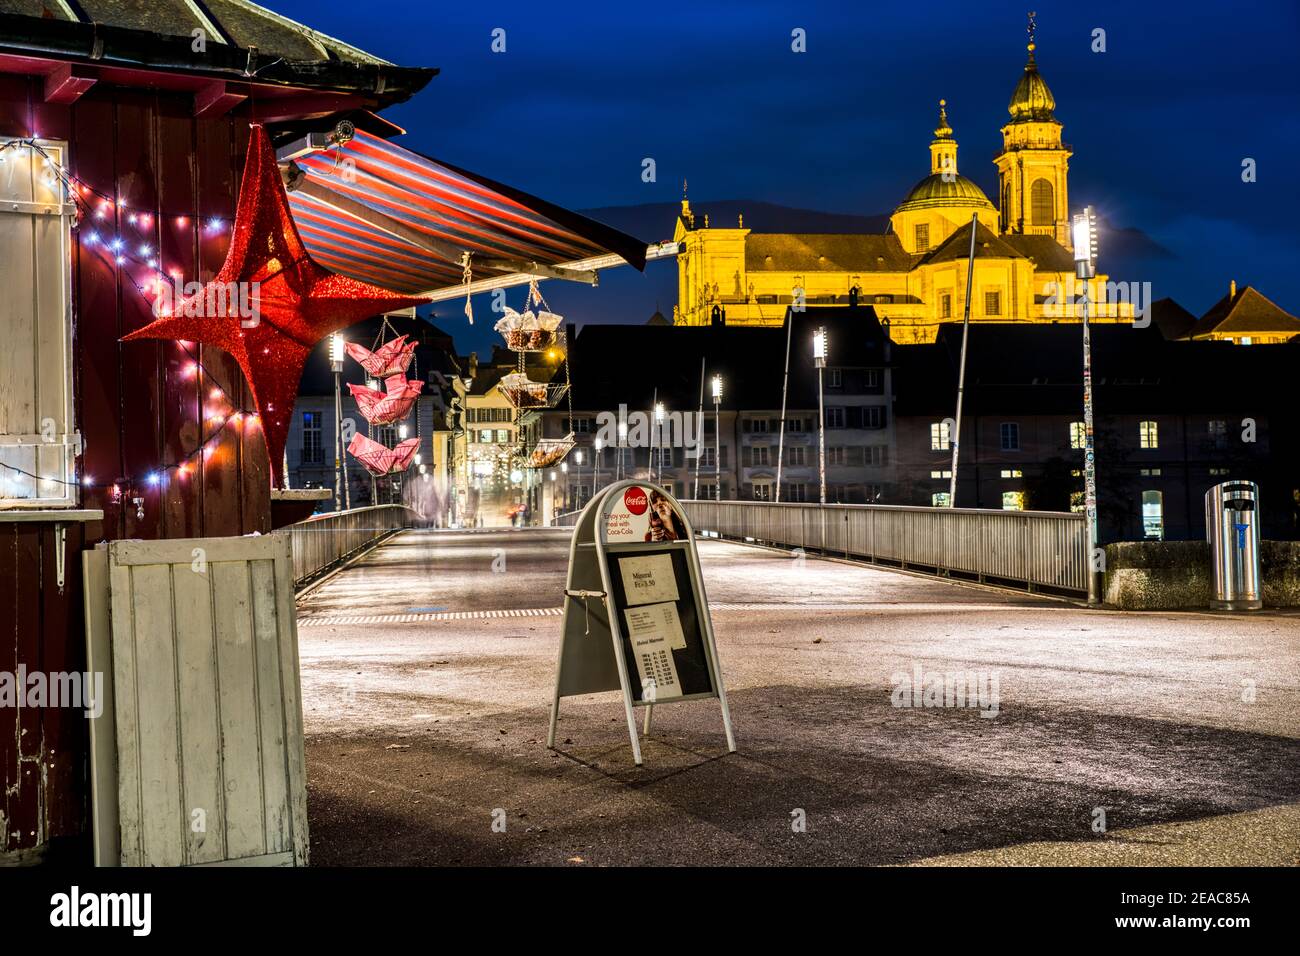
984 291 1001 316
1139 468 1162 477
1208 420 1227 449
1002 491 1025 511
930 421 951 451
1069 421 1085 449
1142 490 1164 539
1139 420 1159 449
915 223 930 250
931 492 951 507
1000 422 1020 451
1069 491 1085 513
930 469 952 479
1000 469 1023 478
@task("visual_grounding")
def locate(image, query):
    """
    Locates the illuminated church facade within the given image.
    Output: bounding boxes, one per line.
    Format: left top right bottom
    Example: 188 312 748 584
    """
672 26 1137 343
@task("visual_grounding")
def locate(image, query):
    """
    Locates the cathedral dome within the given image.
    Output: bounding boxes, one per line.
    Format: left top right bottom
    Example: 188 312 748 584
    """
896 173 994 212
1007 43 1057 122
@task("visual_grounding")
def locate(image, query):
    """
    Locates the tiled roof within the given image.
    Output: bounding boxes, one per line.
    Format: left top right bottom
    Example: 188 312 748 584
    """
745 234 911 272
999 234 1075 272
917 221 1027 266
1188 285 1300 339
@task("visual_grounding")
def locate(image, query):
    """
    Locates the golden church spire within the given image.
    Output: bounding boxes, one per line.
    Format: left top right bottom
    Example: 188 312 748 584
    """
929 99 958 177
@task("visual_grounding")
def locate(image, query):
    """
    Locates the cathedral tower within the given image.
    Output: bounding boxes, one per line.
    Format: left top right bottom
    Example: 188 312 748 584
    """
994 13 1072 247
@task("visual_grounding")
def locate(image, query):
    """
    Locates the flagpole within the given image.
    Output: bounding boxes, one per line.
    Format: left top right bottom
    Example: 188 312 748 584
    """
948 214 978 507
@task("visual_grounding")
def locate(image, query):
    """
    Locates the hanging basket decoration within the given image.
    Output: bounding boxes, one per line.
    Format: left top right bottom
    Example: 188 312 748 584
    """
524 432 575 469
347 373 424 425
497 371 570 410
345 334 417 377
347 432 421 477
494 307 564 352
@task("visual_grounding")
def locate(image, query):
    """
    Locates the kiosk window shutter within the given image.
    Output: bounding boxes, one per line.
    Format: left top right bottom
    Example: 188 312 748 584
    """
0 140 77 505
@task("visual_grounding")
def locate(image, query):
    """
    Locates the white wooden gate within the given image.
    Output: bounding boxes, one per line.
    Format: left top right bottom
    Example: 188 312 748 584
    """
84 534 308 866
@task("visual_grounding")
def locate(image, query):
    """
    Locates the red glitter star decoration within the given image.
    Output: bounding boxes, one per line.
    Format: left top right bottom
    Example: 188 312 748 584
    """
123 124 426 484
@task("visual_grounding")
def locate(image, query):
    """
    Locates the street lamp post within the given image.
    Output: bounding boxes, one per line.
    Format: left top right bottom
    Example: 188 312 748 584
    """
329 333 350 511
654 401 665 485
1073 206 1101 606
617 420 627 481
594 437 603 493
711 375 722 501
574 449 584 509
813 327 828 505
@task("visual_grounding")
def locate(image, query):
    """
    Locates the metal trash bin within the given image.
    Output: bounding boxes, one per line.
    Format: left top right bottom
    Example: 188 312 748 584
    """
1205 480 1262 610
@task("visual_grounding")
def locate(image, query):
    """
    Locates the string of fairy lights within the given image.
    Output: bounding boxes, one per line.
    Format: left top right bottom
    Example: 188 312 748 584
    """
0 137 257 506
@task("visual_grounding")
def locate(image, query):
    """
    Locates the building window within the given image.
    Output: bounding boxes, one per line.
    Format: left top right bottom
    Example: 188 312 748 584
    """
930 421 951 451
940 293 952 319
866 445 887 466
1141 490 1164 540
302 411 323 465
1209 467 1229 477
914 222 930 251
999 422 1020 451
1069 491 1085 513
784 446 806 466
1000 469 1023 478
1030 178 1054 226
496 429 510 444
1208 420 1227 449
930 469 952 479
932 492 952 507
1002 491 1025 511
864 406 885 429
826 407 846 429
828 368 843 388
751 482 772 502
984 290 1001 316
0 138 77 506
863 369 882 389
1139 468 1162 477
828 446 846 466
1139 420 1159 449
1069 421 1085 449
784 482 809 502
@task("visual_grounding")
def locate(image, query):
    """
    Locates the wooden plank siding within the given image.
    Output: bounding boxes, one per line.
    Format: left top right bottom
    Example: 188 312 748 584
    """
1 77 273 860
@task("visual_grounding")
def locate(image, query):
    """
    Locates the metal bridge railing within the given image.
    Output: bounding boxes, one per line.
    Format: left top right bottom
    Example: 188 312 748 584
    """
278 504 422 588
557 499 1088 595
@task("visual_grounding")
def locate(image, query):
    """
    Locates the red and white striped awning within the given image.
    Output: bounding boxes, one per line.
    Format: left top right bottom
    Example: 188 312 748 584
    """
279 129 654 300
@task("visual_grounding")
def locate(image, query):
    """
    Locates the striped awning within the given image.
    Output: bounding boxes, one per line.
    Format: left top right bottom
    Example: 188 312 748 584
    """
282 129 648 297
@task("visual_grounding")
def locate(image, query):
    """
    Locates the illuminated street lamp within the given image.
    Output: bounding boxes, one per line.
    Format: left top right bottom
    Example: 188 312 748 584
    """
1073 205 1101 605
617 420 628 481
711 374 722 501
654 402 665 483
593 437 603 493
812 327 827 505
329 333 351 511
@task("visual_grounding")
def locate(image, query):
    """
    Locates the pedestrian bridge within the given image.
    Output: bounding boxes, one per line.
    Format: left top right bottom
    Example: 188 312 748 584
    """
282 500 1090 599
287 519 1299 866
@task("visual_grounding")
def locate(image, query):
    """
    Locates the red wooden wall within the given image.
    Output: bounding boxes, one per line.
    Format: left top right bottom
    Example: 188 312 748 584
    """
1 76 272 860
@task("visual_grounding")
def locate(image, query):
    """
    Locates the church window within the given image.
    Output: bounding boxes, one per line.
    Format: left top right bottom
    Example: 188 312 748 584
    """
914 223 930 250
940 293 952 318
984 290 1002 316
1030 179 1054 226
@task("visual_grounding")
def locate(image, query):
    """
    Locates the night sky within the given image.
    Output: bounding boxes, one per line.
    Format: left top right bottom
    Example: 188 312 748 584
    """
271 0 1300 356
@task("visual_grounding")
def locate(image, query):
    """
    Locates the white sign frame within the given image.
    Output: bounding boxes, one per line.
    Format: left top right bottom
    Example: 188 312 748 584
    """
546 480 736 765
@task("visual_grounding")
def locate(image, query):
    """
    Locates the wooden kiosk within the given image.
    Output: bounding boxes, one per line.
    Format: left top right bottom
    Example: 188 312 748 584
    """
546 480 737 765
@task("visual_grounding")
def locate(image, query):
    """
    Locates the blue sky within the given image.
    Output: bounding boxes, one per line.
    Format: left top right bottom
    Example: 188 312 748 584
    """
272 0 1300 353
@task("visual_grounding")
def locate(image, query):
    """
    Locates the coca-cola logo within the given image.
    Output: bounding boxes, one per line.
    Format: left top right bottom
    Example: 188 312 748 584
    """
624 487 648 515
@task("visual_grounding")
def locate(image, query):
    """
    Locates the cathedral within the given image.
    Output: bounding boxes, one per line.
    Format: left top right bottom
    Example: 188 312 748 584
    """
672 24 1137 343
